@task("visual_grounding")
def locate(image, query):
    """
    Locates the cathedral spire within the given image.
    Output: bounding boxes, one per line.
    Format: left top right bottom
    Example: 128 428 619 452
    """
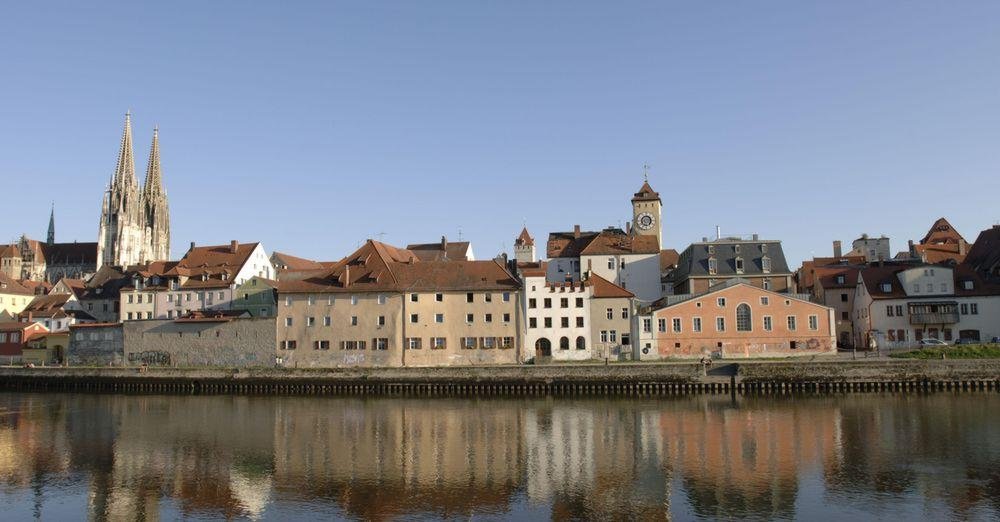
112 111 137 188
143 126 164 198
47 203 55 245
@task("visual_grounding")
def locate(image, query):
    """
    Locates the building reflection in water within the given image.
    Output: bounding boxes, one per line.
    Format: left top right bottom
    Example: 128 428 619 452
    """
0 392 998 520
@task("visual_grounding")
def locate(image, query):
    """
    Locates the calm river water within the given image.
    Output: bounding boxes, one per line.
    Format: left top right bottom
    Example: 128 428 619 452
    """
0 392 998 521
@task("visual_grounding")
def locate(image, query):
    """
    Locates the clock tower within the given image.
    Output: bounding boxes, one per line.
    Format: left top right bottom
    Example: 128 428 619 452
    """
631 177 662 248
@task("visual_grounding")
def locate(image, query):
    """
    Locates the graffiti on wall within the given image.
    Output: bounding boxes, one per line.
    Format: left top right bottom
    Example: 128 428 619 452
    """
128 351 171 365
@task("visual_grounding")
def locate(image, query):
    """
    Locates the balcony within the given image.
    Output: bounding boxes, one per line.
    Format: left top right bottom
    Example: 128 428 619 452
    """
909 312 959 325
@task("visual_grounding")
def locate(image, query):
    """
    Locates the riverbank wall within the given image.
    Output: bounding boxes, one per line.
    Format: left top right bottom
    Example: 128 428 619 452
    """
0 360 998 396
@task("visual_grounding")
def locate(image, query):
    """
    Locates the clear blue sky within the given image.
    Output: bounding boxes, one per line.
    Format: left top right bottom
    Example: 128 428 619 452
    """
2 2 999 266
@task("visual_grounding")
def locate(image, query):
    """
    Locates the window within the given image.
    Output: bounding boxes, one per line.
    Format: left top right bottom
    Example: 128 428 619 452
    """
642 318 651 333
672 318 681 333
971 303 979 315
716 317 725 332
600 330 608 343
735 257 744 274
606 308 613 319
307 317 315 327
323 316 331 326
762 279 771 290
761 256 771 273
887 305 894 317
529 298 537 309
841 311 848 321
734 244 741 254
693 317 702 332
314 340 330 350
351 295 359 305
560 298 568 308
485 293 493 303
466 313 474 323
377 294 386 305
717 297 726 307
351 316 358 326
895 305 903 316
501 337 514 349
658 318 667 332
466 293 474 303
432 337 446 349
763 316 772 331
485 313 493 323
435 293 443 302
407 337 422 350
327 295 334 305
576 317 584 327
410 293 418 302
503 313 511 323
913 284 920 294
963 281 974 290
529 318 537 328
559 336 570 350
560 317 569 328
284 317 292 327
462 337 477 349
808 315 818 330
435 313 444 323
374 338 388 350
608 258 615 270
940 283 948 293
502 292 511 302
926 283 933 293
836 275 845 285
961 303 968 315
575 298 584 308
708 245 715 254
377 315 385 326
544 317 552 328
621 308 628 319
760 296 769 305
736 303 751 331
576 336 586 350
543 298 552 309
787 316 797 331
308 295 315 305
127 294 134 304
841 293 849 302
410 313 419 323
708 258 717 274
609 330 617 343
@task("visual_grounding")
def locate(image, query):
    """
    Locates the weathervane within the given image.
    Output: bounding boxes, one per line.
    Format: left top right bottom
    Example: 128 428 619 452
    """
642 163 650 182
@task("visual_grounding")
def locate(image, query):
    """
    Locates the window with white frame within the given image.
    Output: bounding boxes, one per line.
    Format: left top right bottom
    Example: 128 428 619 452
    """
672 318 681 333
763 316 772 331
658 318 666 332
808 315 818 330
787 316 797 331
716 317 725 332
693 317 702 332
642 318 651 333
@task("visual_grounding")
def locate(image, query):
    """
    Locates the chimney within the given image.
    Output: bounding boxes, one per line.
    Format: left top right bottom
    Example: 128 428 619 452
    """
189 241 195 252
440 235 447 252
908 239 915 256
752 233 759 241
344 264 350 287
833 241 842 258
587 259 592 272
959 240 967 256
702 237 708 242
716 226 721 240
625 221 631 234
230 240 239 254
573 225 581 239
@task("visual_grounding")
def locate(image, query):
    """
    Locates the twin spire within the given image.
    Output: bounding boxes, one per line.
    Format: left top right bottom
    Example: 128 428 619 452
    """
112 111 162 196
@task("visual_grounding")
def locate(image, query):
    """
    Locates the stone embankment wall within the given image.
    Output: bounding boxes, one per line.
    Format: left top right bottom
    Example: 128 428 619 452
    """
0 360 997 396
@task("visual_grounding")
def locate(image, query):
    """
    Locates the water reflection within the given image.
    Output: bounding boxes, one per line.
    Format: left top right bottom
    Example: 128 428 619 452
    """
0 392 997 520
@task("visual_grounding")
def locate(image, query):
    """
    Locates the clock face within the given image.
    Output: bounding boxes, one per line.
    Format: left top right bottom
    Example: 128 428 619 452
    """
637 212 654 230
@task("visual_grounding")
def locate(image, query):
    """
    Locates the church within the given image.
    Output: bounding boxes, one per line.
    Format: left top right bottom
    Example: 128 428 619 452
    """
96 112 171 268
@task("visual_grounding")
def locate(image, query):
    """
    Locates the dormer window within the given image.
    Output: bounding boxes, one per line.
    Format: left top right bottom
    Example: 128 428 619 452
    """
735 257 744 274
963 280 974 290
761 256 771 273
761 243 768 253
708 257 717 275
707 245 715 255
734 245 741 254
880 283 892 293
836 275 845 285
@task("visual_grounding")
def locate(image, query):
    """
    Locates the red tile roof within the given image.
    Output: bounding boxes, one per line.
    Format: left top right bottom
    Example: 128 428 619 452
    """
271 251 327 271
515 227 534 247
920 217 965 245
631 181 660 202
586 273 634 299
659 249 679 272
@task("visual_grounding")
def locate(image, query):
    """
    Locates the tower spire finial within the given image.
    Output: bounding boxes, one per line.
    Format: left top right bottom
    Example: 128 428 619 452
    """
47 202 55 245
642 163 650 182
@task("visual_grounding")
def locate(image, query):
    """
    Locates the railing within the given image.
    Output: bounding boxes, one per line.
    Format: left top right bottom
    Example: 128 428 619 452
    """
909 312 959 325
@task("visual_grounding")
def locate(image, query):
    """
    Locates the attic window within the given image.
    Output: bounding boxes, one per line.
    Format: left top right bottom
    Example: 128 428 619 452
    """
761 243 768 253
836 275 845 285
222 273 229 280
708 257 717 275
963 280 974 290
734 245 741 254
735 257 744 274
707 245 715 255
880 283 892 293
761 256 771 273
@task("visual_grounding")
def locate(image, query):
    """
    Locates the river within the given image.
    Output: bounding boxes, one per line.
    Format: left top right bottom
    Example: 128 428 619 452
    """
0 392 997 520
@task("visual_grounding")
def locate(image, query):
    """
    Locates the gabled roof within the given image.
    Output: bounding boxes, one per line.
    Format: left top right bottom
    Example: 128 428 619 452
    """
21 293 72 315
0 321 47 332
406 239 472 262
813 265 861 290
275 240 519 294
53 278 87 299
176 242 259 274
659 249 679 272
271 251 327 271
547 227 659 258
0 243 20 259
961 225 1000 277
586 273 634 299
0 273 34 296
921 217 965 245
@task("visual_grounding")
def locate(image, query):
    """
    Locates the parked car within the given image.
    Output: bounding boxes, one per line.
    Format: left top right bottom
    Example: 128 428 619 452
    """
918 338 949 348
992 337 1000 344
954 338 979 345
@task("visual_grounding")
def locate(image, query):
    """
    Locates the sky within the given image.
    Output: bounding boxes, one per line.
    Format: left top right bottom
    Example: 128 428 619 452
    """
1 2 999 267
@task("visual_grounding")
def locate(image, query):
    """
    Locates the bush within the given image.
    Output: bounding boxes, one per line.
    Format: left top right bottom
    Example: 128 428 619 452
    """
889 344 1000 359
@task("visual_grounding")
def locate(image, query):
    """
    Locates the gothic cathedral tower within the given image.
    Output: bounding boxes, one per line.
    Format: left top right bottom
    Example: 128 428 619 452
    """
97 112 170 267
141 127 170 262
631 177 662 248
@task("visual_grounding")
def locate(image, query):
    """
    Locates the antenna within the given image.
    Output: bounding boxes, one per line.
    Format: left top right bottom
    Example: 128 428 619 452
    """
457 227 463 242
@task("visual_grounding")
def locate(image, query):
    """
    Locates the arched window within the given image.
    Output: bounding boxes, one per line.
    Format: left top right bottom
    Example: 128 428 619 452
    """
576 336 586 350
736 303 752 331
560 336 570 350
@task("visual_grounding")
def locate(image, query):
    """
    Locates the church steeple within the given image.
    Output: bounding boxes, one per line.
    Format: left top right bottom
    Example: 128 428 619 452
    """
140 126 170 262
112 111 138 189
47 204 55 245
